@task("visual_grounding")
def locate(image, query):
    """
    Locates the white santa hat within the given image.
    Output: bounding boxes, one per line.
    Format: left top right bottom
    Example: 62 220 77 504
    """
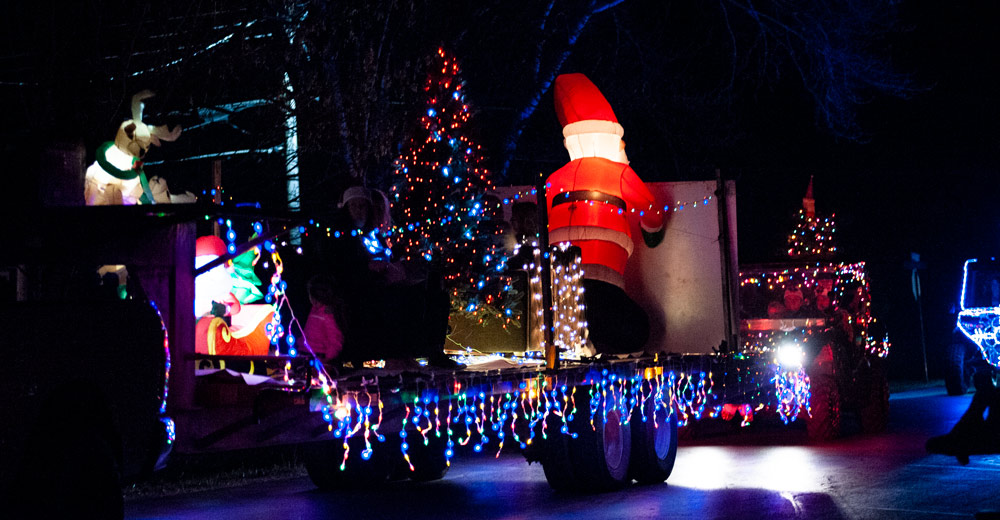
338 186 371 208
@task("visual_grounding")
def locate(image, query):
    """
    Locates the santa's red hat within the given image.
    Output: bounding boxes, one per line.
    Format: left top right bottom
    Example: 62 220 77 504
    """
554 73 624 139
196 235 227 257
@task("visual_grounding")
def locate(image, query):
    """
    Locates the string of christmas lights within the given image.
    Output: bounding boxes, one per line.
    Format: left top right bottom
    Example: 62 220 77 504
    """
497 185 715 217
274 187 717 256
787 177 837 258
739 262 889 358
787 208 837 257
308 364 722 471
773 368 812 424
150 301 176 447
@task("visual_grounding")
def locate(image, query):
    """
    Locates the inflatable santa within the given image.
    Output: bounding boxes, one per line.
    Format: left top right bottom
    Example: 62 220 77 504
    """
546 73 665 354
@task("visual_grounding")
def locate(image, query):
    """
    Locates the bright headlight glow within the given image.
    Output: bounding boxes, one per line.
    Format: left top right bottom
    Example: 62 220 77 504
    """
776 342 804 368
333 405 351 421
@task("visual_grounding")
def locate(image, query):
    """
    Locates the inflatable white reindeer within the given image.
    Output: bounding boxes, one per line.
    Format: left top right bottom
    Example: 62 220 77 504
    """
84 90 195 205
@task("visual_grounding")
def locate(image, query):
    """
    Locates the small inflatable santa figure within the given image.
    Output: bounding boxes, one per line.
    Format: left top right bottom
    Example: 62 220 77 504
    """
195 236 241 318
194 235 273 357
546 73 665 354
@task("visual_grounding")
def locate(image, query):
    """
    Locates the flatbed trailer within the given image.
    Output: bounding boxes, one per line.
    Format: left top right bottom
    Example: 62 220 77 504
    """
0 183 804 517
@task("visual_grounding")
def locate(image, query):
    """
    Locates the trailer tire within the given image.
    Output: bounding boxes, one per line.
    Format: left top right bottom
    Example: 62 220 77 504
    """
860 359 890 434
304 437 393 490
568 391 631 492
806 375 841 442
945 342 972 396
403 433 450 482
540 415 581 492
629 404 678 485
382 436 411 482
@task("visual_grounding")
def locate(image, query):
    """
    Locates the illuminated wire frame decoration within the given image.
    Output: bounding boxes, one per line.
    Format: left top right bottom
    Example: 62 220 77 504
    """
957 258 1000 368
787 176 837 258
389 47 516 325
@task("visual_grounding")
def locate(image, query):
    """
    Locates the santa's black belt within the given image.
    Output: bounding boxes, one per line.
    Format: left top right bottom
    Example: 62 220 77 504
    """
551 190 626 211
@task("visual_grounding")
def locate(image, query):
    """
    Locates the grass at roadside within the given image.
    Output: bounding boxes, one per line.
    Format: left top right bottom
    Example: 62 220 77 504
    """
123 445 307 500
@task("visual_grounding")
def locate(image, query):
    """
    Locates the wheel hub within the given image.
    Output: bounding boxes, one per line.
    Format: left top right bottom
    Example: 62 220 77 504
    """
603 411 624 470
653 416 672 459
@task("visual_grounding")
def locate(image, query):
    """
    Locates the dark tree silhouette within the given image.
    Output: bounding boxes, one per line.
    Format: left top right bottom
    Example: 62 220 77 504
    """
448 0 916 180
0 0 917 195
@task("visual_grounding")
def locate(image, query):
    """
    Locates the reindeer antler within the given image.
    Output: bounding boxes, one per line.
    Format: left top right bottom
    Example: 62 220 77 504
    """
131 90 156 122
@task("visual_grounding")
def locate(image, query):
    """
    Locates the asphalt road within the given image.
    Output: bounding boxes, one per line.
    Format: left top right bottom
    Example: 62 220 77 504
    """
125 385 1000 520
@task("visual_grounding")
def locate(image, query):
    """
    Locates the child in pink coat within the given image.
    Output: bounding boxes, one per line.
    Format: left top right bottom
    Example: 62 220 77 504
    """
303 275 344 361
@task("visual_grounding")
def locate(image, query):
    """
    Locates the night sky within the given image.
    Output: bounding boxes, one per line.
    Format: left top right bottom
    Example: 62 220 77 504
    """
1 0 996 379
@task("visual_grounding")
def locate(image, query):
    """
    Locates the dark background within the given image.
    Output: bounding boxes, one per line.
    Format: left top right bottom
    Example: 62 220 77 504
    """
1 0 996 380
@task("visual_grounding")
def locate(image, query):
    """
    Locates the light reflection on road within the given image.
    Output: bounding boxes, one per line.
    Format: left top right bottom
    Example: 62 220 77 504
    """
127 387 1000 520
671 445 826 493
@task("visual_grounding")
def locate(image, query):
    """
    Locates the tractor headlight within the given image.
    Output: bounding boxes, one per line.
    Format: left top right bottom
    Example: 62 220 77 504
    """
776 343 804 369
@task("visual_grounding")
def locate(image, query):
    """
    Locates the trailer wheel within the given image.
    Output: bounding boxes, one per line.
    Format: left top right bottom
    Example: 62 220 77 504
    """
806 375 841 442
540 415 580 491
304 437 393 490
568 392 631 492
403 433 450 482
383 436 411 482
629 403 678 485
860 359 890 434
945 342 972 395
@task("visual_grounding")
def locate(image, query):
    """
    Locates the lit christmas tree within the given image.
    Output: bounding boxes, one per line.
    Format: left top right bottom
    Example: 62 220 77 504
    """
787 176 837 258
390 48 519 327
